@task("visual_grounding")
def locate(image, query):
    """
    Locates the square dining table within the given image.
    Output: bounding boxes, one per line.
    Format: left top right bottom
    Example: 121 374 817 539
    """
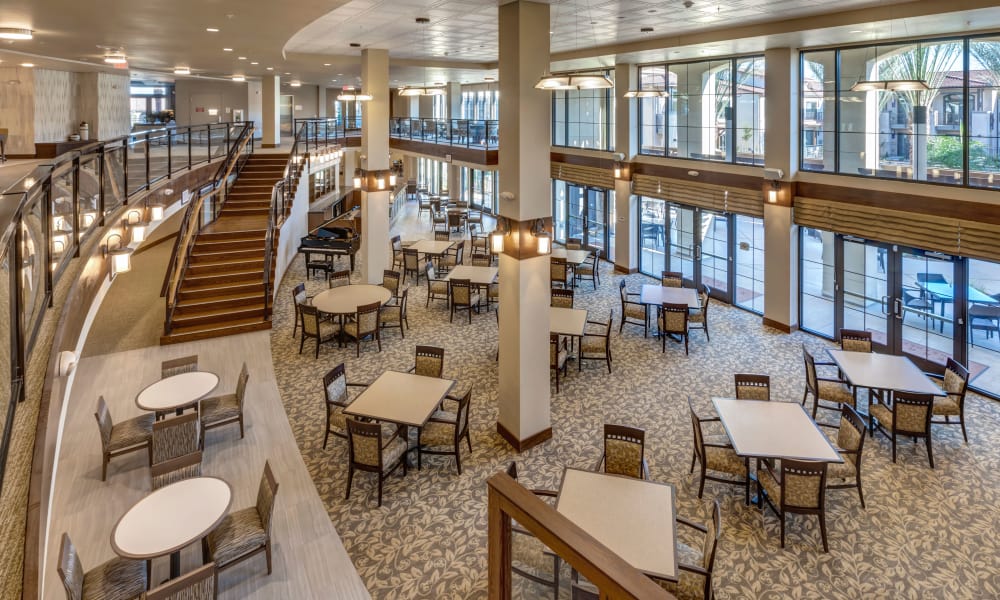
408 239 455 258
344 371 456 428
551 247 592 266
639 284 700 309
826 350 946 398
550 307 588 338
444 265 498 286
712 398 843 463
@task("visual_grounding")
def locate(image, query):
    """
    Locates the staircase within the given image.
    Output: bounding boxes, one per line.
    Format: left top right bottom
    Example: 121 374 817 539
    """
160 153 290 345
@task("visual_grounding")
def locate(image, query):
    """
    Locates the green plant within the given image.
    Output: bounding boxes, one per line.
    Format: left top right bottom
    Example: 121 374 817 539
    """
927 136 1000 170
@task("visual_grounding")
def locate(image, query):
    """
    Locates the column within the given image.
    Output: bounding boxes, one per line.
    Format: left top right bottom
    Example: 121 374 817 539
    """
361 48 391 284
318 86 327 118
762 47 799 331
261 76 280 147
496 0 552 451
614 62 638 273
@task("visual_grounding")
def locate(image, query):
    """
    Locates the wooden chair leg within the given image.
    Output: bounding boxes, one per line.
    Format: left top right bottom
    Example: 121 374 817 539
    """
345 467 354 500
926 435 934 469
265 540 273 574
818 514 829 553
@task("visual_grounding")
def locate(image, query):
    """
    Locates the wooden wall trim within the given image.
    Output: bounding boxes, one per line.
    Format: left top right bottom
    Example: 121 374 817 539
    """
549 152 614 170
631 161 762 191
496 422 553 452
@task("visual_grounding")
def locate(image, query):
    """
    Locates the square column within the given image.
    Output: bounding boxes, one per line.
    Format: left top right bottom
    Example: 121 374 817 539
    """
614 63 638 273
261 76 280 147
361 48 391 284
496 0 552 451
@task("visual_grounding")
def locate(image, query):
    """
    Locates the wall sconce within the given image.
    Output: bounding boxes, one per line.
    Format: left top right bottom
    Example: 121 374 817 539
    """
80 212 97 228
376 174 386 190
128 219 148 243
125 209 143 225
150 204 165 221
389 173 397 186
52 232 68 255
491 217 509 254
353 168 362 189
767 184 779 204
532 219 552 255
103 233 134 278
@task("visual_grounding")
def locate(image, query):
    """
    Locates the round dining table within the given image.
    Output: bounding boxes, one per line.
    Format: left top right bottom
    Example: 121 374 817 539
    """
111 476 232 580
136 371 219 414
312 284 392 315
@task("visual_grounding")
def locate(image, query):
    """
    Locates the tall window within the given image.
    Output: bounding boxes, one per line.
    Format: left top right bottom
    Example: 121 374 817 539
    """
638 57 765 165
551 73 615 150
461 89 499 119
801 35 1000 190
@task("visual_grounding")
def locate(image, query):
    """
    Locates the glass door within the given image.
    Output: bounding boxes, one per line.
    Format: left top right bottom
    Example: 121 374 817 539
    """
840 237 891 353
668 206 696 282
552 180 569 243
567 184 587 244
699 210 730 302
897 250 957 370
585 188 607 255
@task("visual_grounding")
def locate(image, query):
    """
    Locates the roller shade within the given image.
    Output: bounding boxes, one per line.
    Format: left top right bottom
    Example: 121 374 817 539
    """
550 162 614 189
632 173 764 217
793 196 1000 262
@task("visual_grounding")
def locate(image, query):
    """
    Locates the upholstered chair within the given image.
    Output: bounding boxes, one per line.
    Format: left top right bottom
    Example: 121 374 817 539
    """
734 373 771 401
661 271 683 288
594 424 650 480
204 461 279 576
411 345 445 378
200 362 249 443
507 462 561 599
418 387 473 473
927 358 970 442
378 287 409 339
688 398 749 505
328 268 351 289
94 395 153 481
757 458 830 552
826 405 868 508
653 500 723 600
870 391 935 468
58 532 147 600
298 304 338 359
658 302 690 355
425 261 450 307
688 285 711 342
143 562 215 600
322 363 369 447
550 287 574 308
801 346 856 420
150 412 201 490
579 311 613 373
550 334 569 393
342 301 382 356
449 278 477 324
345 418 407 507
618 280 648 337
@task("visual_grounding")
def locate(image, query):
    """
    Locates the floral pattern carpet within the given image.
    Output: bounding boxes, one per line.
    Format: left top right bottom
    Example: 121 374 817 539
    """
269 223 1000 600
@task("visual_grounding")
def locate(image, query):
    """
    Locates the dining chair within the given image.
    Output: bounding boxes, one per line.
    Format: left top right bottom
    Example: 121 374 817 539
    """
345 418 407 507
298 304 339 359
200 362 249 444
434 230 451 242
661 271 683 288
550 257 571 289
688 284 711 342
594 424 650 479
328 268 351 289
826 405 868 508
870 391 936 467
471 232 489 255
343 301 382 356
378 287 409 339
471 253 492 267
151 412 202 490
391 234 404 270
402 248 422 284
143 562 215 600
618 280 648 337
575 250 600 289
291 282 310 339
418 387 473 474
688 398 749 504
758 458 830 552
322 363 370 447
734 373 771 401
381 269 401 301
652 500 722 600
94 395 153 481
450 278 478 324
658 302 690 355
58 532 147 600
550 287 574 308
440 240 465 274
578 310 613 373
203 461 279 576
550 334 569 393
432 210 448 231
418 195 433 219
801 346 856 421
411 345 445 378
506 462 561 599
466 209 484 232
425 261 450 307
927 358 970 442
566 237 583 250
840 329 873 353
161 355 198 379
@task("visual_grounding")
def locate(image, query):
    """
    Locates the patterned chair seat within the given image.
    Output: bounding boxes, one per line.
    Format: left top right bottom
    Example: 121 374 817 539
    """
379 306 402 324
932 396 961 416
656 572 706 600
575 264 594 276
704 443 746 476
826 455 856 482
429 280 449 295
512 533 556 576
81 556 148 600
869 404 894 429
623 303 646 321
109 414 155 451
580 336 605 354
818 380 855 406
688 310 705 324
420 419 455 447
201 394 240 425
207 507 267 567
152 463 201 490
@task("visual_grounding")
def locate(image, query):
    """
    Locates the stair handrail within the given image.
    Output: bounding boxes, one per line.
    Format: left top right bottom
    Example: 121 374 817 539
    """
262 120 308 319
160 122 255 336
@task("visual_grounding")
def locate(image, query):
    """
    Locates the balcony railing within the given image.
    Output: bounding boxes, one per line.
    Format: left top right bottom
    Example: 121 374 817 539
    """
390 117 499 150
293 117 361 152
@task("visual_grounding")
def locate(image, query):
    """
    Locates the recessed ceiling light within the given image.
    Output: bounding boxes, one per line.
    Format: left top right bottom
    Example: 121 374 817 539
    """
337 73 343 76
849 29 863 33
250 61 258 65
0 27 33 40
223 48 233 52
290 80 301 87
206 27 219 32
266 67 273 71
20 62 34 67
284 72 290 75
103 52 127 64
323 63 331 66
174 67 191 75
238 56 246 60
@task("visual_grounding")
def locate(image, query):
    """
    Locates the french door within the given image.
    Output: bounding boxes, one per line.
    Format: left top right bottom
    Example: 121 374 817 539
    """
666 206 733 303
554 182 611 255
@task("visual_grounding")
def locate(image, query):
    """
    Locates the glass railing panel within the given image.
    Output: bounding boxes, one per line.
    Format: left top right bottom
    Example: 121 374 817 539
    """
147 130 171 183
126 137 147 196
19 190 47 347
78 154 101 238
191 125 211 166
49 163 76 271
169 128 190 175
209 126 228 160
103 146 126 215
487 121 499 149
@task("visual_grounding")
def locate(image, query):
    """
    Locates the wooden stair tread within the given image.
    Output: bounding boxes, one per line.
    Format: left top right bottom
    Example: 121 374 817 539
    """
161 318 271 345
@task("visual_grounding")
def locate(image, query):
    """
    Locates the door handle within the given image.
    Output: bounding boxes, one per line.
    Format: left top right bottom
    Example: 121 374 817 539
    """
881 295 889 314
893 297 903 319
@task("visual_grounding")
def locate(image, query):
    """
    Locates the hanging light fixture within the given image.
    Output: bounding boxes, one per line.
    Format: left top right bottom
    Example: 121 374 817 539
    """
400 17 448 97
850 79 887 92
337 86 373 101
103 51 128 65
0 28 33 40
532 219 552 255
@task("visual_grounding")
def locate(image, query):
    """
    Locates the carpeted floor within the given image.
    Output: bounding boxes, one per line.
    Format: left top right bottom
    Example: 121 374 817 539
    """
268 208 1000 599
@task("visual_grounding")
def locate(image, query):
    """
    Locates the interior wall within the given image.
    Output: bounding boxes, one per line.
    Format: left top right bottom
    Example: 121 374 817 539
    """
247 80 263 138
174 79 250 126
32 69 78 143
0 66 38 155
286 85 320 119
93 73 130 140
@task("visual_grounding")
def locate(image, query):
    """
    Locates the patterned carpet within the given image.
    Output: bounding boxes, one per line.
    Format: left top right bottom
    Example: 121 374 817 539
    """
269 223 1000 599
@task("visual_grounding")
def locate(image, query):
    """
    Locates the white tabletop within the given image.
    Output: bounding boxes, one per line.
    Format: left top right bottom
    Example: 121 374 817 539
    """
640 284 700 309
445 265 498 285
344 371 455 428
827 350 946 396
136 371 219 412
556 468 678 581
312 284 392 315
111 477 232 559
409 240 455 256
712 398 843 462
550 307 588 337
551 248 592 265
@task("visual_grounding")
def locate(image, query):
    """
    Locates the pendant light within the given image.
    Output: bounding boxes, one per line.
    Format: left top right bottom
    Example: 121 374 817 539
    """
400 18 446 97
534 1 612 90
338 43 373 102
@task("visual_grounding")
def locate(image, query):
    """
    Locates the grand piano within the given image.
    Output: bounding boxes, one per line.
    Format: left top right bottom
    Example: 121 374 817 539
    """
298 208 361 277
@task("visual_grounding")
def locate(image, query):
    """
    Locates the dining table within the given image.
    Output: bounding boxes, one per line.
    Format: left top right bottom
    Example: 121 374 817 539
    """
136 371 219 415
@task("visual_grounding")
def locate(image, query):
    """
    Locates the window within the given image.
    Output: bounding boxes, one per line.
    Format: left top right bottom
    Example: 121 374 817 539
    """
801 35 1000 190
799 227 836 338
734 215 765 314
550 72 615 150
639 57 765 165
462 89 499 120
129 84 174 126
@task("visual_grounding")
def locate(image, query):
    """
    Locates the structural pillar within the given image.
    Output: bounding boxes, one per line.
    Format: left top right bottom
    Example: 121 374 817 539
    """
360 48 391 284
614 63 639 273
261 76 280 147
762 47 799 332
318 86 327 118
496 0 552 451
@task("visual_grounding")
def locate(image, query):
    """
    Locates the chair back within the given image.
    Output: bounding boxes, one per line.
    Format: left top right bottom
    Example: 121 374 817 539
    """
152 412 200 464
941 358 969 400
415 345 445 378
550 258 568 284
151 450 203 491
354 302 381 336
425 260 438 281
292 282 307 307
256 461 280 535
451 278 473 306
455 387 473 438
618 279 629 303
454 240 465 265
837 404 867 455
892 392 934 436
57 533 85 600
324 363 348 406
801 345 819 394
551 288 574 308
391 235 402 251
699 284 712 311
162 355 198 379
435 230 451 242
661 271 683 288
471 253 492 267
549 333 563 367
94 396 113 450
659 302 688 334
840 329 872 353
403 248 420 270
602 424 645 479
702 500 723 573
144 563 215 600
780 459 827 510
329 269 351 288
299 303 321 337
687 398 705 463
734 373 771 401
235 362 250 409
566 237 583 250
347 418 384 468
382 270 401 296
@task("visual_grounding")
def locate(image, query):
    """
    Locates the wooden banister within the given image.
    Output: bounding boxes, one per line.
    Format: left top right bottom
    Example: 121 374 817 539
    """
487 472 674 600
